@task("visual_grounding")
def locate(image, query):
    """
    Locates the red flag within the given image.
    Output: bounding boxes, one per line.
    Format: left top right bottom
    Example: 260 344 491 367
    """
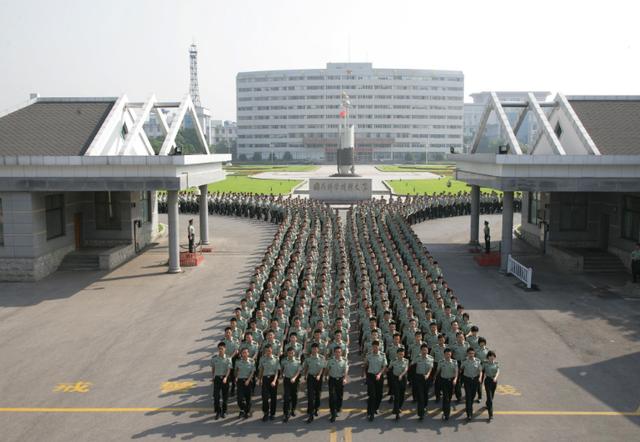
339 110 346 118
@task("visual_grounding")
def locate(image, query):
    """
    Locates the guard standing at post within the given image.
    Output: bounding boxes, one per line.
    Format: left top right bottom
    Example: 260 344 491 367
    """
188 219 195 253
281 347 302 422
211 342 232 420
325 346 349 423
389 347 409 420
234 347 255 419
483 220 490 254
436 348 458 421
258 344 280 421
459 347 482 421
364 340 387 421
632 243 640 283
481 350 500 421
302 343 326 423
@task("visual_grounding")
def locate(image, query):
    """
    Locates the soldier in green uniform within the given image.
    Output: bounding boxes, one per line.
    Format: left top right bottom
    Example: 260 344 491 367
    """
484 220 491 254
364 340 387 421
632 243 640 283
451 332 470 402
459 347 482 421
302 342 326 423
234 347 256 419
389 347 410 420
414 343 434 421
325 346 349 423
258 344 280 421
281 347 302 422
211 342 232 420
222 327 239 395
436 348 458 421
481 350 500 420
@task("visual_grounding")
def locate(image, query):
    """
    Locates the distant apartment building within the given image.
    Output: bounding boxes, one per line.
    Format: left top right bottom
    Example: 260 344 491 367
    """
212 120 237 146
463 91 550 152
236 63 464 163
145 107 213 146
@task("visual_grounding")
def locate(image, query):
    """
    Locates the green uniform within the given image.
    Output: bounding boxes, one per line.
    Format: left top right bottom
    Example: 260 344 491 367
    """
460 357 482 377
389 357 409 376
430 345 446 363
211 354 232 376
259 355 280 376
223 337 239 357
236 358 255 379
326 357 348 378
414 353 434 375
476 347 489 363
483 361 500 378
366 351 387 374
281 357 302 378
286 341 303 358
451 341 470 362
466 335 480 351
438 359 458 379
239 341 259 359
303 354 326 376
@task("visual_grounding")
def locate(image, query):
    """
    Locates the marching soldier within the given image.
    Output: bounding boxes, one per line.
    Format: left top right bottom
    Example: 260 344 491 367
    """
483 220 490 254
281 347 302 422
211 342 232 420
303 343 326 423
414 343 434 421
389 347 409 420
188 219 195 253
481 350 500 421
459 347 482 421
436 348 458 421
234 347 255 419
258 344 280 421
325 346 349 423
364 340 387 421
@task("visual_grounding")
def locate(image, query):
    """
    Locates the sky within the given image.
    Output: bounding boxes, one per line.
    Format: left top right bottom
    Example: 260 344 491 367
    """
1 0 639 120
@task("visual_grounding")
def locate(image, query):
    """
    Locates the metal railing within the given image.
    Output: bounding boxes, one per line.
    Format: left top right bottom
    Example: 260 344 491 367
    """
507 254 533 288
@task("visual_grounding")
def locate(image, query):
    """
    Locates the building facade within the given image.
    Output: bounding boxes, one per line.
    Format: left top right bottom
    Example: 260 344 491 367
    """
212 120 237 146
236 62 464 163
454 92 640 274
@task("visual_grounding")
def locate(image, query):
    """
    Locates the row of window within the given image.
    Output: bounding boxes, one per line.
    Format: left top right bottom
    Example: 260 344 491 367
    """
239 114 462 121
527 193 640 241
238 143 463 149
239 104 460 111
238 85 464 92
238 119 462 130
238 95 462 102
237 75 463 83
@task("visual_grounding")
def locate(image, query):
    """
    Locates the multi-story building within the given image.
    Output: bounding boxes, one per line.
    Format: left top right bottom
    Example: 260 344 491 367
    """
236 62 464 163
212 120 237 146
463 91 550 152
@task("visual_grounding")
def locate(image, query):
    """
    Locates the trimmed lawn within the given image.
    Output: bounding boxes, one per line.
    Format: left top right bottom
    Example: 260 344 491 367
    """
387 178 500 195
207 175 301 195
224 164 318 176
376 165 455 175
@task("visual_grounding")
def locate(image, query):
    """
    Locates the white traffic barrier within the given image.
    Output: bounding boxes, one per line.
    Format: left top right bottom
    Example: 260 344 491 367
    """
507 254 533 289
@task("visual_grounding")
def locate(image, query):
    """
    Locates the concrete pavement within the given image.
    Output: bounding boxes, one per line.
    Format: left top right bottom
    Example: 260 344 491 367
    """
0 213 638 441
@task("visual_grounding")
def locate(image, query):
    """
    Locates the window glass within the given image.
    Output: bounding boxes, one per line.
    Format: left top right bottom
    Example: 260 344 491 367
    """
95 192 122 230
45 194 65 240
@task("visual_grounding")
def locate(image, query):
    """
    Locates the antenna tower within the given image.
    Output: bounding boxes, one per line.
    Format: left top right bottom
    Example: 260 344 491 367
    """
189 44 201 107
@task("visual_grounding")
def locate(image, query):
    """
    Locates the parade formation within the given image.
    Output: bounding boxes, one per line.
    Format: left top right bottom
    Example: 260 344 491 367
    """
205 191 510 423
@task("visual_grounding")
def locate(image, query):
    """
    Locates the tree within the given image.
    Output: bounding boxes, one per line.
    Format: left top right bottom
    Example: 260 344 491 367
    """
238 153 247 161
252 151 262 162
283 151 293 161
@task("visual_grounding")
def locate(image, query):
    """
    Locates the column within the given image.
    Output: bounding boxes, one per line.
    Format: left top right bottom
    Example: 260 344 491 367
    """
469 185 480 246
500 191 514 273
167 190 181 273
199 184 210 245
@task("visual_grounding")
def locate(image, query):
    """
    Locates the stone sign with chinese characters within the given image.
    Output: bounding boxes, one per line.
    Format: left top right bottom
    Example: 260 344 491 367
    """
309 178 372 202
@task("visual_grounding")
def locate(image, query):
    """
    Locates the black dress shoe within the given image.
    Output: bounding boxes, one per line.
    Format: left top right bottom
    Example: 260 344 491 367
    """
221 413 226 419
307 415 314 423
262 415 268 422
418 416 424 421
290 411 296 417
314 410 318 417
214 412 220 420
368 414 374 422
269 415 275 420
283 414 289 423
395 413 400 421
330 415 336 423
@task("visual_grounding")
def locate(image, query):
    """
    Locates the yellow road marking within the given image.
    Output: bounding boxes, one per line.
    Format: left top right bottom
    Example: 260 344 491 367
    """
329 427 337 442
496 384 521 396
0 407 637 416
52 382 92 393
344 427 352 442
160 381 196 393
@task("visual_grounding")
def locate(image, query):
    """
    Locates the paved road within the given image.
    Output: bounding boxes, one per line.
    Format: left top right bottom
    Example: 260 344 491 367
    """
0 214 638 441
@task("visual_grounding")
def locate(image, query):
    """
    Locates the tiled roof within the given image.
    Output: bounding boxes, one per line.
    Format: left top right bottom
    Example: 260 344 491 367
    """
569 99 640 155
0 100 115 156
